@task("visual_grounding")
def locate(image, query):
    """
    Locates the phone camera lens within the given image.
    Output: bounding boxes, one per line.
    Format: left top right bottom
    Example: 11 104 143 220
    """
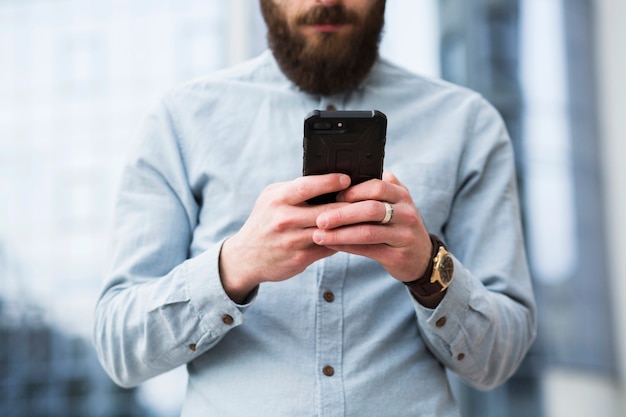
313 122 332 129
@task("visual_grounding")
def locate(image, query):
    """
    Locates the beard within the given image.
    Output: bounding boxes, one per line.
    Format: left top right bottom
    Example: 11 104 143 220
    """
260 0 386 96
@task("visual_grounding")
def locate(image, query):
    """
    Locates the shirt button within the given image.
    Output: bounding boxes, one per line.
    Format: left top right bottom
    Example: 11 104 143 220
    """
323 365 335 377
323 291 335 302
222 314 234 325
457 353 466 361
326 104 337 111
435 317 447 328
188 343 197 351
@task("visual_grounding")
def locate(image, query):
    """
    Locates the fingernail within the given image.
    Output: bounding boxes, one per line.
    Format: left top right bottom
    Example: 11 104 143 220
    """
339 175 351 187
313 230 325 244
317 215 328 229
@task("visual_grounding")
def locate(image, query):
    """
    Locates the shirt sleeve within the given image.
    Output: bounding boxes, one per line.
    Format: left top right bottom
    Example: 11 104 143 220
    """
92 98 252 388
411 96 537 390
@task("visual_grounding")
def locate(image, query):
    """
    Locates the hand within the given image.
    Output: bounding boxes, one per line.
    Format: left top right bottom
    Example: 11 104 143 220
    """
219 173 351 303
312 171 433 283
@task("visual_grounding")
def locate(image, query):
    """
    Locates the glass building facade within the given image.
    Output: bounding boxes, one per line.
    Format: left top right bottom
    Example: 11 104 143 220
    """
0 1 251 415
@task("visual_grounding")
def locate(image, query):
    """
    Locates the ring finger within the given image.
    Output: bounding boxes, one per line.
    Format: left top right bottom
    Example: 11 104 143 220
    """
316 200 395 230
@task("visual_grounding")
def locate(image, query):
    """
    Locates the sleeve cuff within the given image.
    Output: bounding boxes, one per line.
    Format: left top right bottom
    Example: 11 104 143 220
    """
183 241 257 341
409 256 487 376
413 256 471 331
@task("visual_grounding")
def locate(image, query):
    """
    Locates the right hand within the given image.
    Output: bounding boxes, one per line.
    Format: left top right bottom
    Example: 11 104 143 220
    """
219 173 351 303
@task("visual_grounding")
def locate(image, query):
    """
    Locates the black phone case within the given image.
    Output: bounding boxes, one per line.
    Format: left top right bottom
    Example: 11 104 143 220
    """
303 110 387 204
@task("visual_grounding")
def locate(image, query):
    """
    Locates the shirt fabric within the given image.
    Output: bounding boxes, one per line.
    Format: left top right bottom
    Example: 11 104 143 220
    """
93 50 536 417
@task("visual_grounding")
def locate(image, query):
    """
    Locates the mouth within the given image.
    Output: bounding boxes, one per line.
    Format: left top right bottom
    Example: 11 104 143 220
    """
310 22 351 33
297 6 357 33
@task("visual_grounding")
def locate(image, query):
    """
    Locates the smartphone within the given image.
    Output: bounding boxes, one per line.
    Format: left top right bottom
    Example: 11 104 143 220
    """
303 110 387 204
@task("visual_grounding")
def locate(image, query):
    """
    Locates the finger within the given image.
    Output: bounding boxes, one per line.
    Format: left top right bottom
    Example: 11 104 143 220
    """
313 223 391 246
322 243 418 282
316 200 391 229
337 178 403 204
283 174 351 205
325 243 393 262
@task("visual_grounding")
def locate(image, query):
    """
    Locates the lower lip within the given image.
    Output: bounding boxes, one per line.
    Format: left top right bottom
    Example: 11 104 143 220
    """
311 24 345 33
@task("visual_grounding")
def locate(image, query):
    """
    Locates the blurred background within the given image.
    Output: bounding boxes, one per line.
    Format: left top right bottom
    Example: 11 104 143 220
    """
0 0 624 416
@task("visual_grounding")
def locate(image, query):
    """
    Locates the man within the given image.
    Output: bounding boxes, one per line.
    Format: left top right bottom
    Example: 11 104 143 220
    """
93 0 536 416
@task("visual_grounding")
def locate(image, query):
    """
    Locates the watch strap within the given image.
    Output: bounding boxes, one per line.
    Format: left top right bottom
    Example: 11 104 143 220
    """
403 234 446 297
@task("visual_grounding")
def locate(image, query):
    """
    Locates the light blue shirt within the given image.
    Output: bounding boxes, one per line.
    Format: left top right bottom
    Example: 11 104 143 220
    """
93 51 536 417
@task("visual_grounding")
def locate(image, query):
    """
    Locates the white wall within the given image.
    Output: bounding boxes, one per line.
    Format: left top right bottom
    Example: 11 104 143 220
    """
543 369 620 417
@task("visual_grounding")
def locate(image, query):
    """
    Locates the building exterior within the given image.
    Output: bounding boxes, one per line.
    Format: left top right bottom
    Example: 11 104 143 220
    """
0 1 250 415
0 296 150 417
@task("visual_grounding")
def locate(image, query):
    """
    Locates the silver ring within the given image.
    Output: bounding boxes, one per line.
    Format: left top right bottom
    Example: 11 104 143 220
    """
380 202 394 225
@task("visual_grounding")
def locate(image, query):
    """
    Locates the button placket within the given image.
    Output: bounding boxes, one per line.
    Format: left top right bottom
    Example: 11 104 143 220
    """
314 255 347 415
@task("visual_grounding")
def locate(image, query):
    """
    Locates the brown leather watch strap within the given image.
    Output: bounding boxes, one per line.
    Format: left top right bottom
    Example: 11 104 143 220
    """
403 234 446 297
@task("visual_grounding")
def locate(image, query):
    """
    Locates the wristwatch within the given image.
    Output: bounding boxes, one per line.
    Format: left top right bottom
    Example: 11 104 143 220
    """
404 234 454 297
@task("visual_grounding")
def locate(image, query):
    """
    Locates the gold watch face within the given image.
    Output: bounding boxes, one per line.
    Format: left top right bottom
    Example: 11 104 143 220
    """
438 254 454 285
432 247 454 288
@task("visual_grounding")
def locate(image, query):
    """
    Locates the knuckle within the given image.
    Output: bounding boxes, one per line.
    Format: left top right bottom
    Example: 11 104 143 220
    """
292 177 313 199
291 250 312 266
385 251 404 267
363 201 381 219
375 181 388 195
263 181 284 197
404 213 420 228
357 225 377 241
276 232 300 251
402 206 424 228
276 236 293 252
396 186 411 202
331 209 345 225
263 183 278 193
273 214 293 233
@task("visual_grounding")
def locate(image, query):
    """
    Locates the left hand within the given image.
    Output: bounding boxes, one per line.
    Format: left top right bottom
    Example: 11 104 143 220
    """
312 171 433 282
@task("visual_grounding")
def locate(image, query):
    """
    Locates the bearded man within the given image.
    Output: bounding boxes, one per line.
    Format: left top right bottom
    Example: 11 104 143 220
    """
93 1 536 416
